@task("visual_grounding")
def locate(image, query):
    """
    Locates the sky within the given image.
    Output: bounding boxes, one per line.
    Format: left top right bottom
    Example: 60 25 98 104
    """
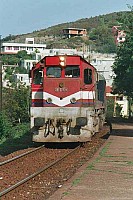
0 0 132 38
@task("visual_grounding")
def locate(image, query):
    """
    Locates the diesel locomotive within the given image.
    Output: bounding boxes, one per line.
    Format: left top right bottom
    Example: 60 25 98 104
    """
30 55 106 142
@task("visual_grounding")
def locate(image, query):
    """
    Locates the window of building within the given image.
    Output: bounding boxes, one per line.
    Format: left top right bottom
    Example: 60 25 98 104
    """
93 59 96 63
84 68 92 84
98 60 102 64
20 47 26 50
14 46 19 50
65 66 80 78
27 41 33 44
6 46 12 50
26 62 31 70
37 55 41 60
27 47 33 51
116 96 123 101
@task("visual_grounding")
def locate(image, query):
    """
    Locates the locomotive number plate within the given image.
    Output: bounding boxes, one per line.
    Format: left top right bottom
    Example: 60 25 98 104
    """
55 87 68 92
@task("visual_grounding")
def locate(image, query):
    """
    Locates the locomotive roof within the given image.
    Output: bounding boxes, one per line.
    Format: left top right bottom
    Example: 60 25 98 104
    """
34 54 96 70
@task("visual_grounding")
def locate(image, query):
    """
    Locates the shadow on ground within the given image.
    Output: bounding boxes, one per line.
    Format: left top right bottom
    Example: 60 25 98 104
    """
106 118 133 137
111 129 133 137
0 131 41 156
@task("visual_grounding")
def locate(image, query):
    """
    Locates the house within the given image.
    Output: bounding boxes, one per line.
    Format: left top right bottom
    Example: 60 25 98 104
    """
63 28 87 38
112 26 126 45
1 38 46 54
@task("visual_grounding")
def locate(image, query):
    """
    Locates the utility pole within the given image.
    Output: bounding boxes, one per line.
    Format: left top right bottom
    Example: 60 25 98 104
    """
0 35 2 112
88 44 91 63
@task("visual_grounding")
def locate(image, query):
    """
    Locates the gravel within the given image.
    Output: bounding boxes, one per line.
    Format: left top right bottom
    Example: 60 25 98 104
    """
0 125 110 200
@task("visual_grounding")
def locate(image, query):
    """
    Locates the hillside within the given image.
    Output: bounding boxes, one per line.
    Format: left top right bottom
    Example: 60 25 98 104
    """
3 11 129 53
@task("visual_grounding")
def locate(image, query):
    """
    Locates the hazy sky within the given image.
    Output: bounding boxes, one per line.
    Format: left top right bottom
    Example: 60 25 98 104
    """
0 0 132 38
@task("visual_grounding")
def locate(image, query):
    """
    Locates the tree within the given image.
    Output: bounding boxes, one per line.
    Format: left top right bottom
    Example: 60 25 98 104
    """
112 8 133 117
2 54 19 65
17 50 32 60
1 50 32 66
3 84 30 123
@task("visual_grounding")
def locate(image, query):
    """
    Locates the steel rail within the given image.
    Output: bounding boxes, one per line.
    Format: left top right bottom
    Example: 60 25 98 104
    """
0 145 45 166
0 145 80 197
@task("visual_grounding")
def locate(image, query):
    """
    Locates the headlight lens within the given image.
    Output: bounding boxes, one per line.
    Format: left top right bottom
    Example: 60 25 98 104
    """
59 56 65 61
70 98 76 104
46 98 52 104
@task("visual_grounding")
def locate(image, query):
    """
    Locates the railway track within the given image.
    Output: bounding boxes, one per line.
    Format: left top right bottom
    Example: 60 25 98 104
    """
0 145 45 166
0 125 110 200
0 145 80 199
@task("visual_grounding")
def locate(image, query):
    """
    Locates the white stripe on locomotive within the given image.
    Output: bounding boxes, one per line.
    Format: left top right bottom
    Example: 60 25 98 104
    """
32 91 95 107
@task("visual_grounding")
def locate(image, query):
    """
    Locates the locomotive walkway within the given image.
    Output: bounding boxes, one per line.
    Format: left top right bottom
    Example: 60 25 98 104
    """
48 123 133 200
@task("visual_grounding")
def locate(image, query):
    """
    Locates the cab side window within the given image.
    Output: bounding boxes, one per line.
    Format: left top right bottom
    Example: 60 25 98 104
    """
33 69 43 84
84 69 92 84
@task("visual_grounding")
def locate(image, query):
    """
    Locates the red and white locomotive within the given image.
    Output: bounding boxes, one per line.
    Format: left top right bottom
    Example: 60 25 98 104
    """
30 55 106 142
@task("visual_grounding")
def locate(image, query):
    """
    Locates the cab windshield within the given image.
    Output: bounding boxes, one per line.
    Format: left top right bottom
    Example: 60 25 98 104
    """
46 67 61 78
65 66 80 78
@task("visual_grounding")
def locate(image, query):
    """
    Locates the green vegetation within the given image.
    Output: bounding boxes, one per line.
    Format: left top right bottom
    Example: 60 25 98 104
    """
0 112 13 140
3 84 30 124
1 50 32 66
106 98 115 118
0 82 30 143
112 8 133 117
0 123 31 156
115 103 122 117
0 50 32 145
0 116 29 145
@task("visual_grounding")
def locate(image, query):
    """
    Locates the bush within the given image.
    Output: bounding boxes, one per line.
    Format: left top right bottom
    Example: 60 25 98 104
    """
0 112 13 139
106 98 115 118
0 112 30 144
11 123 30 139
115 103 122 117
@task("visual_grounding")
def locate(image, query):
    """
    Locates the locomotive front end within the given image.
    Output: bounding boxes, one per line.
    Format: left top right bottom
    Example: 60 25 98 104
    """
31 55 106 142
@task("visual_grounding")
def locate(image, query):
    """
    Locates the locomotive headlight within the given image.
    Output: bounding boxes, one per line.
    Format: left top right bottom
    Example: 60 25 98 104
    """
60 61 65 66
70 97 77 104
59 56 66 66
60 56 65 61
46 98 52 104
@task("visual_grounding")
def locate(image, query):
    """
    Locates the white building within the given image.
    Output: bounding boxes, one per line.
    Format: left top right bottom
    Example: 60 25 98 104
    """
90 53 115 86
21 48 81 70
90 53 129 117
1 38 46 54
115 96 129 117
20 59 38 70
13 74 30 86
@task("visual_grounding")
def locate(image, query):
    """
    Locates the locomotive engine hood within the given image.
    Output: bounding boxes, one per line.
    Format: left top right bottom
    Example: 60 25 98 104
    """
44 78 81 98
43 78 82 107
43 55 82 106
